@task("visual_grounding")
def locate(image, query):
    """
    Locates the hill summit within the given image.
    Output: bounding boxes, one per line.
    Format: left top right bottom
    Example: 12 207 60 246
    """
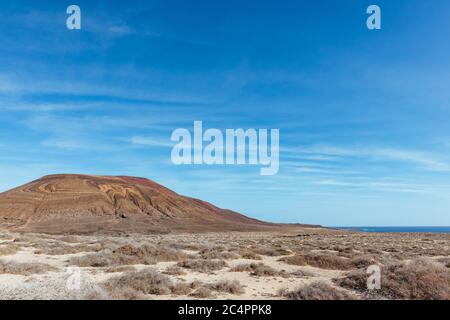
0 174 286 234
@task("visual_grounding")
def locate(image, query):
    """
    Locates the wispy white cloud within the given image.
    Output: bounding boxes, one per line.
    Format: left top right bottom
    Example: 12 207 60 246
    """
289 145 450 172
312 178 450 196
108 25 135 36
41 139 86 150
130 136 172 148
373 148 450 172
41 138 120 152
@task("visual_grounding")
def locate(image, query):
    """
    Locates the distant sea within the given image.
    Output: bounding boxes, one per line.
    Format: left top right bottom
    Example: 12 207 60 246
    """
334 226 450 234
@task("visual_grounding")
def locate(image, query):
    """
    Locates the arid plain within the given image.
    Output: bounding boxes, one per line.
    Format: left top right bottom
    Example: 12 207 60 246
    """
0 228 449 300
0 174 449 300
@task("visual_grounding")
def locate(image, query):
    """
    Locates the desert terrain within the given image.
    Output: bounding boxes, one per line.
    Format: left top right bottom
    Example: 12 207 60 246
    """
0 174 448 300
0 228 449 300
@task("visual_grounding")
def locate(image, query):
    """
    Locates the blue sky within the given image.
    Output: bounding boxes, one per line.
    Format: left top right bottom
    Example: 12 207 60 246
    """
1 0 450 226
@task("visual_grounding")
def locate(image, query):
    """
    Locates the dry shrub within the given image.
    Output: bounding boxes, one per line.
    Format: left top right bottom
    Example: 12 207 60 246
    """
231 263 253 272
0 244 20 256
70 244 187 267
171 282 193 295
189 280 204 289
208 280 244 295
0 232 12 240
290 269 315 277
104 286 146 300
103 269 173 295
280 281 356 300
199 248 239 260
239 251 263 260
250 263 286 277
280 253 352 270
350 255 379 269
104 265 136 273
69 251 138 267
165 242 205 251
437 257 450 268
333 246 356 258
164 265 187 276
254 246 290 257
232 263 287 277
177 259 227 273
113 244 187 262
35 243 102 255
103 269 203 298
365 248 384 255
0 260 56 275
189 287 213 298
336 259 450 300
57 235 81 243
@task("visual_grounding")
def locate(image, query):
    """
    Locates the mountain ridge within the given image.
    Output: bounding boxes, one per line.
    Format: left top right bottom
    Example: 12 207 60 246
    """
0 174 314 234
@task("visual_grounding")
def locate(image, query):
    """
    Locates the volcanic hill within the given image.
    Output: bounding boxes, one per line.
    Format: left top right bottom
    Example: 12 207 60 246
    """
0 174 300 234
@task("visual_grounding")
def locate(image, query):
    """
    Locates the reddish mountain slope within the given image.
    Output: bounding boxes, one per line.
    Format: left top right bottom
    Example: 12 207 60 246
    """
0 174 295 234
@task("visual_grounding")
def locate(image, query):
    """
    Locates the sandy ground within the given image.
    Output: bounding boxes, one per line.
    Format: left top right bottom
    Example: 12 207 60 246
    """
0 243 342 300
0 228 448 300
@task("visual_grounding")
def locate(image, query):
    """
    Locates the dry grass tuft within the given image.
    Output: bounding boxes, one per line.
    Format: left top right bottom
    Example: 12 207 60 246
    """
350 254 380 269
34 242 102 255
177 259 228 273
437 257 450 268
280 281 356 300
232 263 288 277
0 260 56 275
69 251 137 267
170 282 193 295
0 244 20 256
279 252 353 270
254 246 291 257
103 286 145 300
208 280 244 295
164 265 187 276
239 251 263 260
113 244 187 262
104 265 136 273
57 235 81 243
199 248 240 260
290 269 315 277
231 263 253 272
164 242 206 251
189 287 214 298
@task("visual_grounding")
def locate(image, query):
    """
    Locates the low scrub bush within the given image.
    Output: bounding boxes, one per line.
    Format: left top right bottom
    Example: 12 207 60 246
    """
177 259 227 273
336 259 450 300
280 281 355 300
0 260 56 275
